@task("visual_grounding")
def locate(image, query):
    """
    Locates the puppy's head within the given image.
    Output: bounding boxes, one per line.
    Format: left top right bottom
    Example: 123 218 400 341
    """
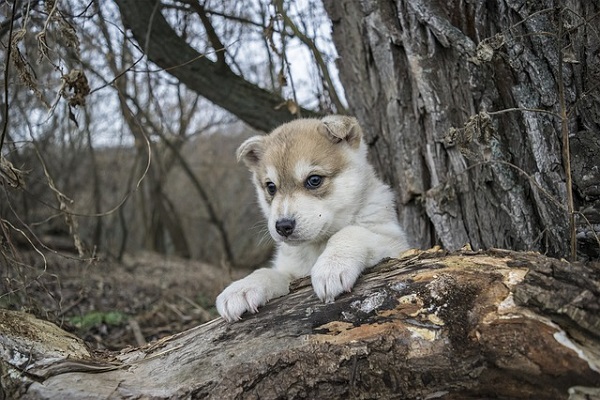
237 115 368 245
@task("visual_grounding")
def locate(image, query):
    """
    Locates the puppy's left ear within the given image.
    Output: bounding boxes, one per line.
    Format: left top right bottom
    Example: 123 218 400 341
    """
320 115 363 148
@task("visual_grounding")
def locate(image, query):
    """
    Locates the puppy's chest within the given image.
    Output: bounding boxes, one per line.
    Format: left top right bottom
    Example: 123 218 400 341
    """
280 241 327 276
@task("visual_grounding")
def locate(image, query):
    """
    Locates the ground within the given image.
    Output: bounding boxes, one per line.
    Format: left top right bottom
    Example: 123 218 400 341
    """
1 250 251 350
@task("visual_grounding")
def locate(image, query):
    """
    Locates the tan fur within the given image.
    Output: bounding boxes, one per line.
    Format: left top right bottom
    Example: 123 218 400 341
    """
257 120 348 197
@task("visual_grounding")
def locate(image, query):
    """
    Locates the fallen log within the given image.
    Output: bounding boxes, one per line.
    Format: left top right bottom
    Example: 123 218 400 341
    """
1 248 599 399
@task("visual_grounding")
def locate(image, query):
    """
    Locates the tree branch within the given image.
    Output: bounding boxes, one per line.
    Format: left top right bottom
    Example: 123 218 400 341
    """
180 0 228 70
114 0 319 132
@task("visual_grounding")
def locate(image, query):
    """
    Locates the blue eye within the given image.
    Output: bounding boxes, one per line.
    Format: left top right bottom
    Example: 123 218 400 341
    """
305 175 323 189
265 182 277 195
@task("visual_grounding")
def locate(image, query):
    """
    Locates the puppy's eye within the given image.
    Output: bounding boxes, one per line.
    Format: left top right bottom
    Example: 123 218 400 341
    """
266 182 277 196
305 175 323 189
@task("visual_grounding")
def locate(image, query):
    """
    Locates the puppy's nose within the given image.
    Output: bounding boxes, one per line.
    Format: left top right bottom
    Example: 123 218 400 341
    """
275 218 296 237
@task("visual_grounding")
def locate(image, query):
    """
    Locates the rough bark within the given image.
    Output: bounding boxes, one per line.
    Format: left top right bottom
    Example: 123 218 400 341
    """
2 250 599 399
113 0 319 133
323 0 600 259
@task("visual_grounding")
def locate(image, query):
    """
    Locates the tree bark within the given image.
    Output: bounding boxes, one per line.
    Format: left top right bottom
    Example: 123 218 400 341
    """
113 0 319 133
323 0 600 259
2 250 599 399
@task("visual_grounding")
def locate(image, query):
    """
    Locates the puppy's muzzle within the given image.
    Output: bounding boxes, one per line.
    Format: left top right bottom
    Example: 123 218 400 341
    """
275 218 296 238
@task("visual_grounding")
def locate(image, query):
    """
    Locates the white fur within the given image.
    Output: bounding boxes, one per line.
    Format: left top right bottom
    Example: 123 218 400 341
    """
216 116 409 322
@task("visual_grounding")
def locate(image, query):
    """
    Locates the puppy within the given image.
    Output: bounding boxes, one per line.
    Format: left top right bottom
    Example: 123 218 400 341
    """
216 115 409 322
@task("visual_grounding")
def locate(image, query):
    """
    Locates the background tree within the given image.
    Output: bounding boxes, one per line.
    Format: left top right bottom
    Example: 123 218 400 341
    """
2 0 339 268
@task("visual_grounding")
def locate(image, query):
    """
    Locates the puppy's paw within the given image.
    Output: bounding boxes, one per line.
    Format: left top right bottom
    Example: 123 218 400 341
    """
311 255 363 303
216 268 290 322
216 285 264 322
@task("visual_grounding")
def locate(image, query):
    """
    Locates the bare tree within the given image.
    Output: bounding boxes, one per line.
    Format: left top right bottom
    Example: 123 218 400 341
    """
1 1 274 266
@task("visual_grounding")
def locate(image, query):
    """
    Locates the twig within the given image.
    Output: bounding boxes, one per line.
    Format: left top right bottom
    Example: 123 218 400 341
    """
575 211 600 250
178 294 212 321
487 107 559 118
274 1 346 113
0 0 18 153
556 8 576 260
128 319 147 347
1 219 47 273
271 1 301 116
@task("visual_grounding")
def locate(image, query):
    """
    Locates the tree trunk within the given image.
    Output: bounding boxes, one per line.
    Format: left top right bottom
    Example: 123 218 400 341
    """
2 250 599 399
323 0 600 259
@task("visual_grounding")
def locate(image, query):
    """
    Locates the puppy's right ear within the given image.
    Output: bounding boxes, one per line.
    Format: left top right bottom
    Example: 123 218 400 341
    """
236 136 265 168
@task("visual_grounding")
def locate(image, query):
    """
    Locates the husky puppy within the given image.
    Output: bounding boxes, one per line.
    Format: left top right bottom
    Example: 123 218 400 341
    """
216 115 409 322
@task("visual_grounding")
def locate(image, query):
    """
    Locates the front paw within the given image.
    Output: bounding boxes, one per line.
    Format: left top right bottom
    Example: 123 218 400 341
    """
311 255 363 303
216 282 266 322
215 269 290 322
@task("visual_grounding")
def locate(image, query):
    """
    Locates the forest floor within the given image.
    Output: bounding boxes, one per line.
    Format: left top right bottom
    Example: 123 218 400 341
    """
1 249 251 350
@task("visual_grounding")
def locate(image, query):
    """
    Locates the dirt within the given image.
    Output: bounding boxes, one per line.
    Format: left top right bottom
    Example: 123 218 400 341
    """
0 249 251 351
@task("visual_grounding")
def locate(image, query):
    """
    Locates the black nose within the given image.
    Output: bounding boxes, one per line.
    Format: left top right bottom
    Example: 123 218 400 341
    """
275 218 296 237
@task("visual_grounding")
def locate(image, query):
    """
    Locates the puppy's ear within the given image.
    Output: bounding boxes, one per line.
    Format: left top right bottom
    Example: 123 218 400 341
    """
319 115 363 148
236 136 265 168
